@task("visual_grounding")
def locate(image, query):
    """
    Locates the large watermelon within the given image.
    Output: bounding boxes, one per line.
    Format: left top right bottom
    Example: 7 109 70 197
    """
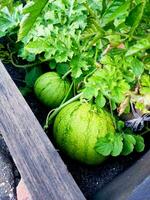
34 72 72 108
53 101 115 165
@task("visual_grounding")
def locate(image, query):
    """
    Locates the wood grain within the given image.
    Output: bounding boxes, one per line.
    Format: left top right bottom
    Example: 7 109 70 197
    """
93 150 150 200
0 61 85 200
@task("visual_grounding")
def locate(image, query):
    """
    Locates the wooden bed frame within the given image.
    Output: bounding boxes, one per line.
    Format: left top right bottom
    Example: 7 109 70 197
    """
0 61 150 200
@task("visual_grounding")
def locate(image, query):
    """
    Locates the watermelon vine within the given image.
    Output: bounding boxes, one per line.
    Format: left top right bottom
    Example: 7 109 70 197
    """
0 0 150 164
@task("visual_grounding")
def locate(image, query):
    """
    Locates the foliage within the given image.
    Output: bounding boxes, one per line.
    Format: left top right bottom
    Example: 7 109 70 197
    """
18 0 49 41
0 3 22 37
95 123 145 157
0 0 150 159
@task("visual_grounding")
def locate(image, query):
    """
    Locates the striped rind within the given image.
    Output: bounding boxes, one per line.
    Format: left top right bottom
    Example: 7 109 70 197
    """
53 101 115 165
34 72 71 107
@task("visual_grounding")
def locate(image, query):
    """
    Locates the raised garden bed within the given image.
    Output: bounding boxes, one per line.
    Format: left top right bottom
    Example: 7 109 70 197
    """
0 0 150 199
0 59 150 200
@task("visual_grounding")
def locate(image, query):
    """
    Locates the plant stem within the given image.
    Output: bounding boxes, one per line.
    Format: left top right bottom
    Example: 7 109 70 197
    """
109 99 117 129
44 93 83 129
10 53 46 68
114 32 141 40
60 82 74 105
141 127 150 136
13 78 26 83
94 47 98 63
84 68 97 84
62 69 72 79
73 80 76 96
101 44 111 57
6 36 15 43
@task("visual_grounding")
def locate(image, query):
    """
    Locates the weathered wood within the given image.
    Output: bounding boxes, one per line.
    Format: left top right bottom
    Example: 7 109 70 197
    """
93 150 150 200
0 61 85 200
128 176 150 200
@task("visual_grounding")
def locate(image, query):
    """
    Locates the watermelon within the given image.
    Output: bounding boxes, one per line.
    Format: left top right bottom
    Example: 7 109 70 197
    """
53 101 115 165
34 72 72 108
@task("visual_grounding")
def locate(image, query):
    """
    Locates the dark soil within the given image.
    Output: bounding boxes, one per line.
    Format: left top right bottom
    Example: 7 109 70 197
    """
4 63 150 200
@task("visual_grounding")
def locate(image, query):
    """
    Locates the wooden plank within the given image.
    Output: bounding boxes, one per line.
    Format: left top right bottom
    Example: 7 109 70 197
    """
0 61 85 200
92 150 150 200
128 176 150 200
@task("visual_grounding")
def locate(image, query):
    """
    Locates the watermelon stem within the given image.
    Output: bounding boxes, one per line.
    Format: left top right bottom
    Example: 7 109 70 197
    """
10 52 47 68
60 82 74 105
44 93 83 130
62 69 72 79
84 68 97 84
141 127 150 136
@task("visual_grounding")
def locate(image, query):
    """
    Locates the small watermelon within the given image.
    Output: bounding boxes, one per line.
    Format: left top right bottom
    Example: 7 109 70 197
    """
34 72 72 108
53 101 115 165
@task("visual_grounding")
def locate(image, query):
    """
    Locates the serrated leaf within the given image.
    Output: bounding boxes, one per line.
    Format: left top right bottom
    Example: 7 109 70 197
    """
70 55 87 78
122 134 136 155
25 38 50 54
134 135 145 152
96 93 106 108
83 86 99 100
111 134 123 156
101 0 130 26
111 80 130 103
0 6 21 36
140 74 150 87
125 37 150 56
18 0 48 41
95 135 113 156
25 66 43 87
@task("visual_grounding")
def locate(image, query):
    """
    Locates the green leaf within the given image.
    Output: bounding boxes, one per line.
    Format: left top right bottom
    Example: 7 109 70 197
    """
100 54 113 65
81 12 104 50
126 2 146 37
131 58 144 77
49 60 57 70
0 6 22 37
134 135 145 152
125 37 150 56
18 0 48 41
70 55 88 78
18 47 36 62
140 87 150 95
101 0 130 26
25 38 50 54
122 134 136 155
111 80 130 103
25 66 43 87
96 93 106 108
117 121 125 131
95 135 113 156
83 86 99 100
0 43 10 62
0 0 13 11
111 134 123 156
140 74 150 87
19 86 32 96
105 34 121 47
56 63 70 76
